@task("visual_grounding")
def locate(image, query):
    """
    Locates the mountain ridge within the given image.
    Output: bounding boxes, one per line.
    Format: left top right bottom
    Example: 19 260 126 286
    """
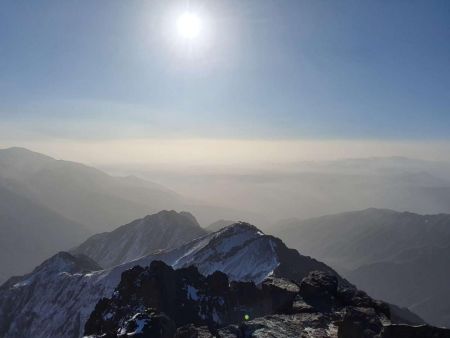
0 217 350 338
71 210 207 268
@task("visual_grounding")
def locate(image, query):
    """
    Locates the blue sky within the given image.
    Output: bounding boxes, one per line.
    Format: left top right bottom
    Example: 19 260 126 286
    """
0 0 449 142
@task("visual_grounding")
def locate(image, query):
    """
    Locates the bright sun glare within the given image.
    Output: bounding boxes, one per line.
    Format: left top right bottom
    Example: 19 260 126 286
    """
176 12 202 39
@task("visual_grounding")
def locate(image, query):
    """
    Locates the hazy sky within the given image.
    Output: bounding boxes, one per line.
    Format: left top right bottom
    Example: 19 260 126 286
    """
0 0 449 164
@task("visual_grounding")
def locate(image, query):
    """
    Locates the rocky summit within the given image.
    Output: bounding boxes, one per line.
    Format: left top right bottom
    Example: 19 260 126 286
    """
83 261 450 338
84 260 300 336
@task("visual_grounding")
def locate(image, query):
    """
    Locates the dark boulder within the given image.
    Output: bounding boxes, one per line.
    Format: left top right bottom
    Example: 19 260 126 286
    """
337 287 390 319
261 277 299 314
299 271 338 311
337 307 384 338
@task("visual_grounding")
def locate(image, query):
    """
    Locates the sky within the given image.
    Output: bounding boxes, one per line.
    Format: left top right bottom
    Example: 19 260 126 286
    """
0 0 449 165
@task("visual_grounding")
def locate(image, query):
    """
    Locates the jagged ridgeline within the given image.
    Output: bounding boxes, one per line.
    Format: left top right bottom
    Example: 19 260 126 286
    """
0 211 448 338
85 261 450 338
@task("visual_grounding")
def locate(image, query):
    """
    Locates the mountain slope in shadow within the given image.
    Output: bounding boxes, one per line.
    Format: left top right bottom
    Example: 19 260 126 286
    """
275 208 450 327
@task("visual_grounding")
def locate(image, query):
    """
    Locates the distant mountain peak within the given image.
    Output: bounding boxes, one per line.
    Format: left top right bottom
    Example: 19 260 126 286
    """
143 210 200 227
33 252 102 275
2 146 48 154
1 251 102 291
178 211 199 225
0 147 55 169
215 221 262 234
72 211 207 269
0 146 55 161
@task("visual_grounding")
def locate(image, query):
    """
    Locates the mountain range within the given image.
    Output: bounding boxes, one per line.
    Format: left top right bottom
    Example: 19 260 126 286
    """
0 147 259 230
0 147 184 233
0 211 348 337
275 208 450 327
0 147 252 283
130 156 450 225
1 147 450 336
0 210 445 337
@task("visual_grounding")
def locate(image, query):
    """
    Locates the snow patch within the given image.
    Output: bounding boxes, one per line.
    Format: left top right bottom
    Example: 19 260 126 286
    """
12 279 31 288
129 318 148 335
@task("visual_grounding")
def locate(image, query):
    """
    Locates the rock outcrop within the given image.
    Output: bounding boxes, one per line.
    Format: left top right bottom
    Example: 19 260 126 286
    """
84 261 299 336
84 263 450 338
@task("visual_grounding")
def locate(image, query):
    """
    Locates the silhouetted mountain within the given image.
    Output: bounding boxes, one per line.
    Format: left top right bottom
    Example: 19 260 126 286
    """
0 147 184 233
275 208 450 327
0 182 90 283
0 147 260 231
72 210 207 268
0 219 347 338
347 245 450 329
276 208 450 269
143 157 450 226
83 262 446 338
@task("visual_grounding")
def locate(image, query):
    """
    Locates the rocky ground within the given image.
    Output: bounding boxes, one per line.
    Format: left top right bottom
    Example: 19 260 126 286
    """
84 261 450 338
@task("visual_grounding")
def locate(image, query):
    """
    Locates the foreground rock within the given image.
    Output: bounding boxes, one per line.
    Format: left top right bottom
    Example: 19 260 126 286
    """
84 261 299 336
84 264 450 338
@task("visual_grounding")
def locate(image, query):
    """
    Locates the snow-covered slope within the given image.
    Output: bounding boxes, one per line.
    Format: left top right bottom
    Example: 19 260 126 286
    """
0 222 338 338
153 222 280 283
0 252 104 338
71 210 207 268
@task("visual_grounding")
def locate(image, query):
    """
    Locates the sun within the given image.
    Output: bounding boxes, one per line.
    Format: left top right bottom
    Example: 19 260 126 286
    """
176 12 202 39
